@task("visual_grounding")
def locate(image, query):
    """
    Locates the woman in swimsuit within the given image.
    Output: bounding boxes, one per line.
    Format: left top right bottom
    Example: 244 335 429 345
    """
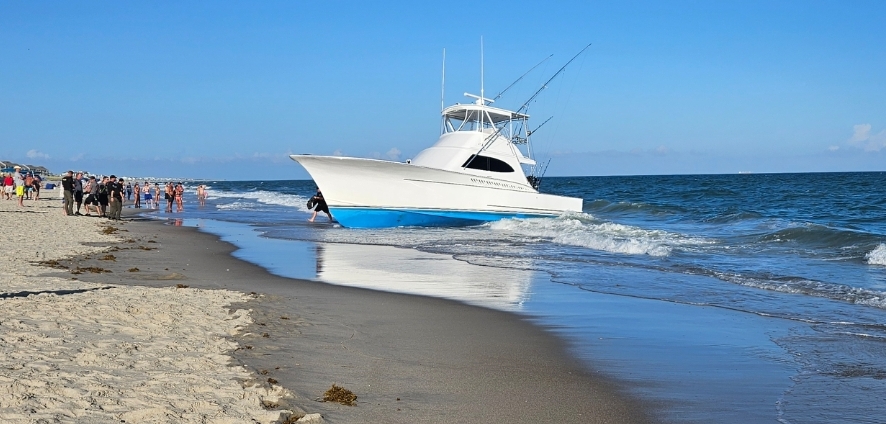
174 183 184 212
153 183 161 209
133 182 141 208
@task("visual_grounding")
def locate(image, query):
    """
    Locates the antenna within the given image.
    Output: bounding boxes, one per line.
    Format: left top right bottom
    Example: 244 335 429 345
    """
518 43 592 114
480 36 485 104
441 48 446 112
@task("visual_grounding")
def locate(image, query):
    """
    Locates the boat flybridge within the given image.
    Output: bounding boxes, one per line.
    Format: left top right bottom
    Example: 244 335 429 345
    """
290 48 588 228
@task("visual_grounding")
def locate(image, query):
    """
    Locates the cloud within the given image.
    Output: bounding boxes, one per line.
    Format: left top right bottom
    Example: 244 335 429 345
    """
385 148 401 160
332 149 344 156
26 149 49 159
848 123 886 151
828 145 840 151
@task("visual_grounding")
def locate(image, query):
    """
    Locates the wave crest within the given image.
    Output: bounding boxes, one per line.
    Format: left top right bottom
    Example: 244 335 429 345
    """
866 244 886 266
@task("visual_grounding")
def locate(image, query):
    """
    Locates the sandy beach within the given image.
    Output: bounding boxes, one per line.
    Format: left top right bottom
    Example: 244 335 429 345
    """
1 192 654 423
0 195 305 423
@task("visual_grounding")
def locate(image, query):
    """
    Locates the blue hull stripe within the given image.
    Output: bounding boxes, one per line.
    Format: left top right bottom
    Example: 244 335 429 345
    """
329 207 553 229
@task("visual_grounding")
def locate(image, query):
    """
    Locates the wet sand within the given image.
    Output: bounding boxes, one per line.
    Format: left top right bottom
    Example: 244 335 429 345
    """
5 197 656 423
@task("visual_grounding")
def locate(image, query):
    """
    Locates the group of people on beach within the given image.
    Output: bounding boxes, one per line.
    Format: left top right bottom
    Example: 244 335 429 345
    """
61 171 128 219
2 165 42 207
57 170 209 218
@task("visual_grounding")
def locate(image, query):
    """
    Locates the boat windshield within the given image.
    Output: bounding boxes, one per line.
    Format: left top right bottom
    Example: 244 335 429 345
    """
441 102 529 139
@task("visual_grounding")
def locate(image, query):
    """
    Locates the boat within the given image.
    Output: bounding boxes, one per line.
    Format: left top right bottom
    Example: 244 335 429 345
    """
290 49 587 228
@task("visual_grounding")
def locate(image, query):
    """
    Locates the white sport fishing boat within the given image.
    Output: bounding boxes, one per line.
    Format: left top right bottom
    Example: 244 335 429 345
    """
291 47 588 228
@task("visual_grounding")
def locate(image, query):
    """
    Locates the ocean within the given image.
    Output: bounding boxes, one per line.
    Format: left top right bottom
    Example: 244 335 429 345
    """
145 172 886 424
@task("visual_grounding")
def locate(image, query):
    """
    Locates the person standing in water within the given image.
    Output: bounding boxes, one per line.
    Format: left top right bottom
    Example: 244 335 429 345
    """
307 189 332 222
143 182 153 208
133 181 141 208
174 182 184 212
196 185 207 206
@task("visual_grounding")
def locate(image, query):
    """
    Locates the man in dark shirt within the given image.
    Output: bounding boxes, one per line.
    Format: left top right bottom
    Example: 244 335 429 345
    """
108 175 124 220
60 171 75 216
97 176 110 217
73 172 84 215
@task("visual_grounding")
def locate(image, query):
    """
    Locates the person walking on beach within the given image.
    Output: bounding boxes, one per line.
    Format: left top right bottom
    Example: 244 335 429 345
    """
125 182 132 201
133 182 141 208
73 172 84 215
308 189 332 222
61 170 75 215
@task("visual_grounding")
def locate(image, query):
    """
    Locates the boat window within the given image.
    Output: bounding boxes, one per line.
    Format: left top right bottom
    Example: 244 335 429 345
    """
461 155 514 173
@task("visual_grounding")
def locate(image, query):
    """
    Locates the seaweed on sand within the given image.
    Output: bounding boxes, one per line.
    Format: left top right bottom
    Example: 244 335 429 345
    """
323 384 357 406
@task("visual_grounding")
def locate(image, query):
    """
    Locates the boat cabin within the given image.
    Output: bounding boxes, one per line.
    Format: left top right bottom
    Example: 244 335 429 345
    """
410 94 538 188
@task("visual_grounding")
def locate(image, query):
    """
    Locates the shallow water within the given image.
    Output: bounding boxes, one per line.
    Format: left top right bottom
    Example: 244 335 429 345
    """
150 172 886 423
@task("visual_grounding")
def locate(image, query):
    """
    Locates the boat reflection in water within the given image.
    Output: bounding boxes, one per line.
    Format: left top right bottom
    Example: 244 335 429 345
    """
314 243 534 311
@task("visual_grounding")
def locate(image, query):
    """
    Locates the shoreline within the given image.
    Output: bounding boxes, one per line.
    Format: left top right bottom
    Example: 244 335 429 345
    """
65 209 656 422
2 196 656 423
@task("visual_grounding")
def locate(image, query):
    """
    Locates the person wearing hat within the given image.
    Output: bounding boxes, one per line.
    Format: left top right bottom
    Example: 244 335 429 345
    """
61 170 75 215
13 167 25 207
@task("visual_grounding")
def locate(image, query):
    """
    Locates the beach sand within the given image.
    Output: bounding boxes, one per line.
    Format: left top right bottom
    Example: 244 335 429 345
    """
0 197 300 423
1 194 655 423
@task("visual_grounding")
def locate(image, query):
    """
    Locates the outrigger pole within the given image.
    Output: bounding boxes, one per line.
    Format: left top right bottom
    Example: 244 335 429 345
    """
463 43 592 182
492 54 553 102
517 43 592 114
472 43 592 152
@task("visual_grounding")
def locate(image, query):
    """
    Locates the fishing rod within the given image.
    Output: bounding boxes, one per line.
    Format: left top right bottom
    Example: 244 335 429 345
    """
516 43 592 114
528 116 553 136
464 43 591 173
492 54 553 102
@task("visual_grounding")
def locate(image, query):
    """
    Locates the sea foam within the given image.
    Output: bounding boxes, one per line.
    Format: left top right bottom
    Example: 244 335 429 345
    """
866 244 886 266
211 190 311 212
489 215 704 257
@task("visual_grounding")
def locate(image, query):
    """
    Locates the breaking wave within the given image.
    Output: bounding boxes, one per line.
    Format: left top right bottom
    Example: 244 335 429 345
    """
211 190 311 212
489 215 709 257
867 244 886 266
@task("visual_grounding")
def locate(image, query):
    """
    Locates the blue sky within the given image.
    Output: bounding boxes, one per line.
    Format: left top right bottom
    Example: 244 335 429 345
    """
2 1 884 179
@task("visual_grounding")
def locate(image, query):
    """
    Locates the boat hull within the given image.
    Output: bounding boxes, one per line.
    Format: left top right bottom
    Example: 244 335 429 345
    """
291 155 583 228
